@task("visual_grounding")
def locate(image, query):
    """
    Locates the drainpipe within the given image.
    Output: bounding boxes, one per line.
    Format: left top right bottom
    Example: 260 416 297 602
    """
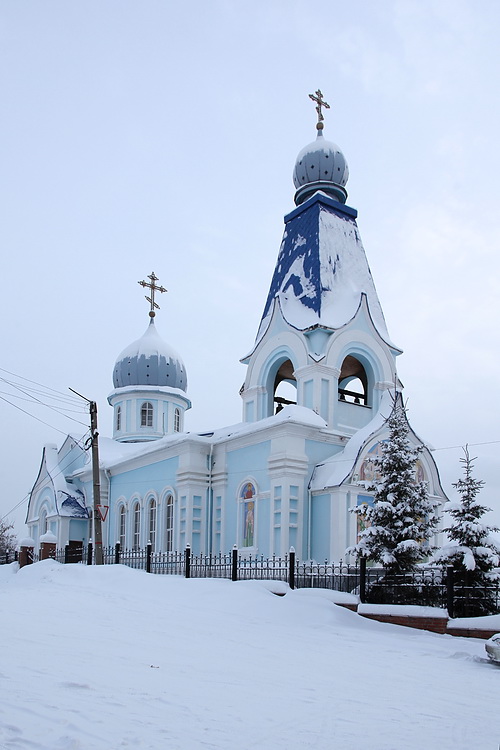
105 469 112 547
307 487 312 560
207 442 214 555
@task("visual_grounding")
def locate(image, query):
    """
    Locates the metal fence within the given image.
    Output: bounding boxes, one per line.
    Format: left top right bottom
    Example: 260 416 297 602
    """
4 543 500 617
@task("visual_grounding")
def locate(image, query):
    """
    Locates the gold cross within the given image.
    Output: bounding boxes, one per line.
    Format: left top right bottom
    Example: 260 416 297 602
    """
138 271 167 318
309 89 330 125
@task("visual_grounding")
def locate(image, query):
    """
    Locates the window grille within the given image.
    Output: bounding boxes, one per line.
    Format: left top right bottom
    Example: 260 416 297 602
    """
119 506 126 548
149 499 157 551
133 503 141 549
165 495 173 552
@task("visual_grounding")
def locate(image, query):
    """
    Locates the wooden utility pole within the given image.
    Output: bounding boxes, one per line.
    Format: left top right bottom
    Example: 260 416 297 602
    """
69 389 104 565
89 399 104 565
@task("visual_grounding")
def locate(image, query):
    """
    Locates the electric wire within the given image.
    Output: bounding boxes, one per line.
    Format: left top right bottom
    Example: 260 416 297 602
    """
0 378 85 408
0 378 89 427
0 394 79 437
0 389 86 413
0 367 84 404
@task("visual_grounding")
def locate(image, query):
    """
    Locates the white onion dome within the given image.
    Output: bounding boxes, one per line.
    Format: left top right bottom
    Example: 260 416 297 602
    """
113 319 187 391
293 125 349 206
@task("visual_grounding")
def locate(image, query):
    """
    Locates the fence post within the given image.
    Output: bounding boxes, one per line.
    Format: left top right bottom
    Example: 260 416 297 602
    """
64 544 70 564
185 545 191 579
446 566 455 619
359 557 367 603
87 541 93 566
114 542 120 565
146 542 152 574
288 547 296 590
231 544 238 581
18 539 35 568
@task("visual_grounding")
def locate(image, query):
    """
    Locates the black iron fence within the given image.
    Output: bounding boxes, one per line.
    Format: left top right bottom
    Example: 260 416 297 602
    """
361 563 500 618
4 544 499 617
0 551 18 565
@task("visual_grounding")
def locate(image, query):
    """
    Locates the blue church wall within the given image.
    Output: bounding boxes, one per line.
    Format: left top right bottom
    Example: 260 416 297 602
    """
106 455 180 547
304 439 343 469
69 518 88 542
192 496 202 554
110 456 179 497
224 441 271 551
310 493 331 561
336 400 373 430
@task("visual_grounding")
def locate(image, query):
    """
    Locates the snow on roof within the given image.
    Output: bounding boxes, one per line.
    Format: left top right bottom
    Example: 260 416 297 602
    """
35 444 89 518
209 405 327 443
113 319 187 391
255 194 391 346
83 406 327 474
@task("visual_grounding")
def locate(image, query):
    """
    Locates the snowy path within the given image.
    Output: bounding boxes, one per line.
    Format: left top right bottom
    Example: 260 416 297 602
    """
0 561 498 750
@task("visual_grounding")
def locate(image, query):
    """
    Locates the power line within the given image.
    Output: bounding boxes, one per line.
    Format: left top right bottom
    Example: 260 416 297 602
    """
0 367 84 404
0 389 86 413
0 394 83 437
0 378 89 427
0 377 85 407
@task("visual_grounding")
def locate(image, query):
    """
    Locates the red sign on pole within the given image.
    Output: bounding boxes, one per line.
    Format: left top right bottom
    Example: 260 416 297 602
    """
96 505 109 522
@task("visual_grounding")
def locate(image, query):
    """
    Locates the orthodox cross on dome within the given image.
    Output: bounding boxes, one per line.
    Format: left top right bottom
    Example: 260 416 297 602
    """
138 271 167 318
309 89 330 129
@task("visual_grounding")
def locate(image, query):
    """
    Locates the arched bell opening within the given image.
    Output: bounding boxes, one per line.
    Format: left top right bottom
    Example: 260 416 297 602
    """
273 359 297 414
338 355 368 405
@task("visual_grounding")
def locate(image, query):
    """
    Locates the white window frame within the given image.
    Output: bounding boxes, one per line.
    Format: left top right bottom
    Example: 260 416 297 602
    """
119 505 126 548
148 498 157 551
141 401 153 427
165 494 174 552
133 502 141 549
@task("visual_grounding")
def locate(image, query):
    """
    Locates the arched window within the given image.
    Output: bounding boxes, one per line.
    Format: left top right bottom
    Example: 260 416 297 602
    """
148 498 157 551
133 502 141 549
174 408 181 432
272 360 297 414
165 494 174 552
141 402 153 427
116 406 122 432
240 482 256 548
40 509 48 537
338 356 368 405
119 506 126 548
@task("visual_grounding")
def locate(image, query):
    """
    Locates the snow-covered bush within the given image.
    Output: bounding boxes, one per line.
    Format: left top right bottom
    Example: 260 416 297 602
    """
348 398 440 574
0 520 17 559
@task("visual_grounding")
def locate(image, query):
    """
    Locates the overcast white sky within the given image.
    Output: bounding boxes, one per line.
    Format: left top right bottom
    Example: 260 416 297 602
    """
1 0 499 538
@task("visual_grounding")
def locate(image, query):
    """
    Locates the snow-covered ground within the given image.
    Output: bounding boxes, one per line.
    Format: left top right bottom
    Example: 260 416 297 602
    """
1 561 498 750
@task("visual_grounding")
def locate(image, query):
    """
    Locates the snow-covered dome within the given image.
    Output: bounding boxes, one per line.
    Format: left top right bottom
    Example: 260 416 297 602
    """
113 319 187 391
293 126 349 206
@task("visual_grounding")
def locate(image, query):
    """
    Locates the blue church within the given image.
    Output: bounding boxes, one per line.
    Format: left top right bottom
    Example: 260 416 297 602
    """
26 96 447 562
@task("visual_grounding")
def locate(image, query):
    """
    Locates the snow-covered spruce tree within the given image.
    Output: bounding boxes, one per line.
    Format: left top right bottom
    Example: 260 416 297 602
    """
349 399 440 574
434 447 500 613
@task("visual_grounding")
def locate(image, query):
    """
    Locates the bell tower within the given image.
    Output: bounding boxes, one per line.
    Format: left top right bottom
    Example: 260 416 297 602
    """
240 94 401 435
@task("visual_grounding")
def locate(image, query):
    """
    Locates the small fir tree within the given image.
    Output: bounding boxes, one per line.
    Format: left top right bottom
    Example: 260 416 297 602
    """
349 399 440 573
434 447 500 606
